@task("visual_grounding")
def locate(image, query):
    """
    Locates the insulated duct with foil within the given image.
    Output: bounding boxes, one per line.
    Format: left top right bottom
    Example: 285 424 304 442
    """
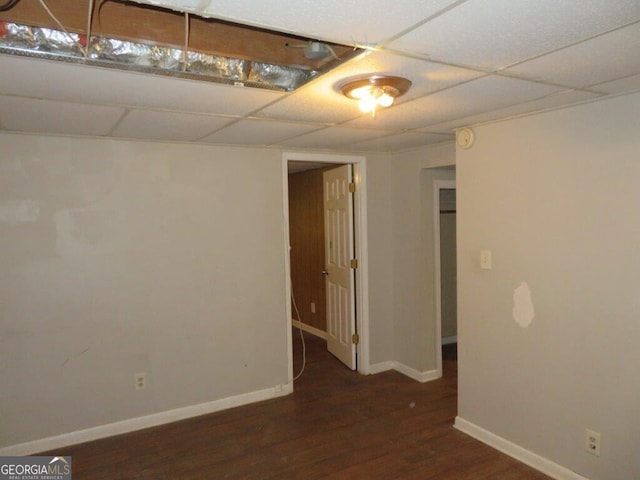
0 21 318 91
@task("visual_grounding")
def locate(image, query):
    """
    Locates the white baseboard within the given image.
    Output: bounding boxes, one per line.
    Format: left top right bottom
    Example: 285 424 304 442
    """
368 361 394 374
0 383 293 456
392 362 441 383
442 335 458 345
292 319 327 340
454 417 589 480
367 360 440 383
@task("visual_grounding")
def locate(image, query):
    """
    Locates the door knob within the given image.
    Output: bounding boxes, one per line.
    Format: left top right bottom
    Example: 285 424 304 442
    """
322 270 329 275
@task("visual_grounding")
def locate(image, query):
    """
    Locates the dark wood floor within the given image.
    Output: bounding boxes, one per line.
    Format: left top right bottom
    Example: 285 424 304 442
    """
42 332 550 479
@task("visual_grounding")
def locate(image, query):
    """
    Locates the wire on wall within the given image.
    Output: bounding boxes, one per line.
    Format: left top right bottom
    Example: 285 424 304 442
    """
183 12 189 71
291 286 306 381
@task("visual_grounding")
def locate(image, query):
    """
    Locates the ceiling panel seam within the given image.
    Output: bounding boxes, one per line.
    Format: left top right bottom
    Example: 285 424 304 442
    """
376 0 472 47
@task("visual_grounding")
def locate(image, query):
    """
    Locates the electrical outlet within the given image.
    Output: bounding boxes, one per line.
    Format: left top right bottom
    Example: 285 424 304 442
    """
480 250 492 269
585 429 601 456
135 372 147 391
310 302 316 314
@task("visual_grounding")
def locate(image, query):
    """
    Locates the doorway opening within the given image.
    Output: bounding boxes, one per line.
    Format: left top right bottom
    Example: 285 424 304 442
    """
434 180 457 378
282 152 369 386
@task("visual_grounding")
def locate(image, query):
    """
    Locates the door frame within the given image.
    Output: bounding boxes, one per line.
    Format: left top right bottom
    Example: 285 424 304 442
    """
282 152 370 382
433 179 456 378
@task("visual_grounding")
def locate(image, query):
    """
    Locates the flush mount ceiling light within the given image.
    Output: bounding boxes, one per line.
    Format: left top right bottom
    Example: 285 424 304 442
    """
340 75 411 116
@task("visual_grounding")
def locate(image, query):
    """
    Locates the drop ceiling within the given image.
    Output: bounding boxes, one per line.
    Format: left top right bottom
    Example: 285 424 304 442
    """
1 0 639 152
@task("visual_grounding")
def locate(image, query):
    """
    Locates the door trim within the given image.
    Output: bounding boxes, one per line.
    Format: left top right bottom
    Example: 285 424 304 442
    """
433 179 456 378
282 152 370 383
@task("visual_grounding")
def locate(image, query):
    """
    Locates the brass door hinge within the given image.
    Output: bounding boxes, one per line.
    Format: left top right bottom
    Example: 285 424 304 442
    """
352 333 360 345
350 258 358 269
349 182 356 193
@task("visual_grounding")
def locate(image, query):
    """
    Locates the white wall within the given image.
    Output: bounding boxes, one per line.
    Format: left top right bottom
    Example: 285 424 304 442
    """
389 144 456 374
0 134 289 448
456 93 640 480
365 153 395 364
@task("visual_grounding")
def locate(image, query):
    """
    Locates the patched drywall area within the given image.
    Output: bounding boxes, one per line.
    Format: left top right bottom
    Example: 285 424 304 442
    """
512 282 534 328
0 133 288 448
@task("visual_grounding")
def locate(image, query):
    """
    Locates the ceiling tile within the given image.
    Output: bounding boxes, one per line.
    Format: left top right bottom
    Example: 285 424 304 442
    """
339 51 485 100
3 1 639 151
422 90 603 131
200 119 321 145
343 132 454 152
0 55 285 116
133 0 462 45
387 0 640 69
279 126 394 149
255 91 356 124
254 74 362 124
255 50 483 124
505 22 640 88
0 96 125 136
112 109 232 141
346 75 564 130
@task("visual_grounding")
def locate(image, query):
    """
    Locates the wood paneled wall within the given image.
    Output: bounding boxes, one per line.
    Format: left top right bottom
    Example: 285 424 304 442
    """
288 168 328 332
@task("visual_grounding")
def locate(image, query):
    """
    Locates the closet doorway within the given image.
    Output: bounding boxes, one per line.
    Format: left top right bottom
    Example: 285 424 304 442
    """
434 180 457 377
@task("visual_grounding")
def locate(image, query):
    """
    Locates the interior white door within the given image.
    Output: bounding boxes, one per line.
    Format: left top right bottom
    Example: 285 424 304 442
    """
323 165 356 370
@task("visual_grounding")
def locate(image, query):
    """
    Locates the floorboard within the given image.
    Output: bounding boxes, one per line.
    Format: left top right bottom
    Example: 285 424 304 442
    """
40 332 550 479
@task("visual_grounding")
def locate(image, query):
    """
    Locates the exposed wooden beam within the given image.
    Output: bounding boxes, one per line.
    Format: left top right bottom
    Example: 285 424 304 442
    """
0 0 354 68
